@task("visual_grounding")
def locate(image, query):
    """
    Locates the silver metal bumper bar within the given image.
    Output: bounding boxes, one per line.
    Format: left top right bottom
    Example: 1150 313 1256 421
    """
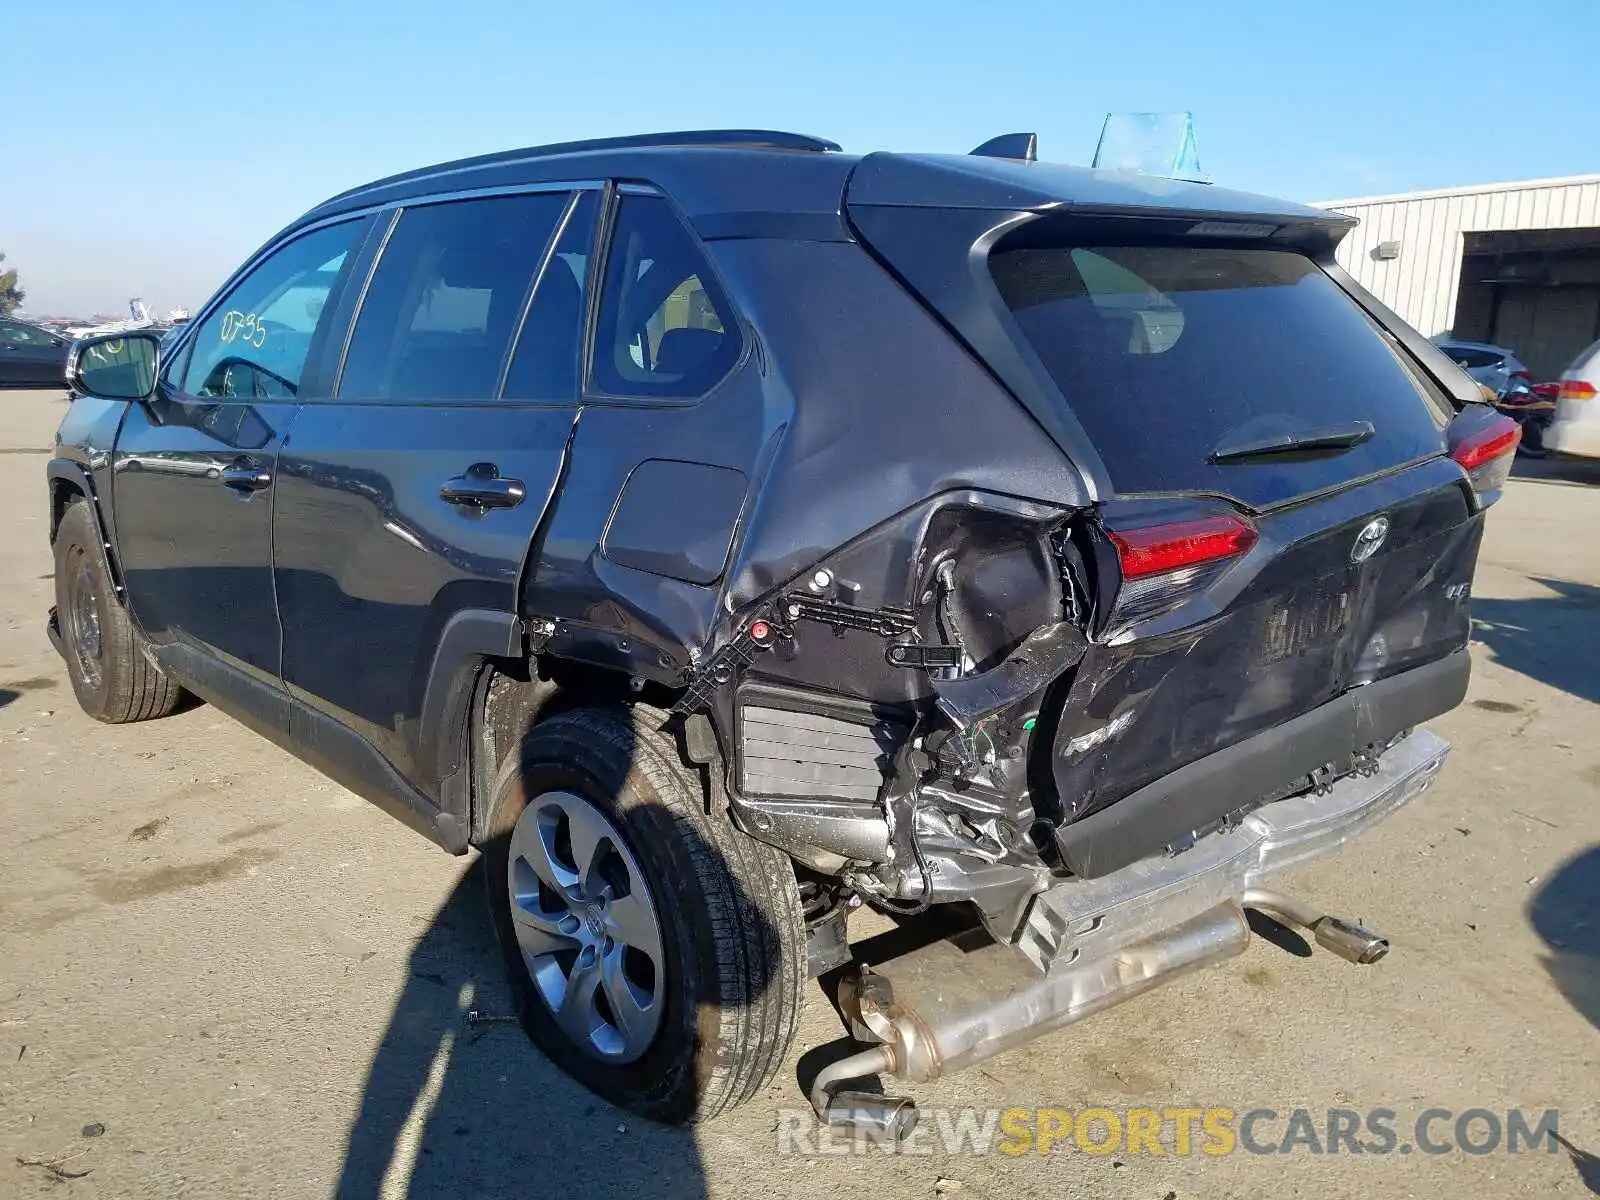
1016 729 1450 972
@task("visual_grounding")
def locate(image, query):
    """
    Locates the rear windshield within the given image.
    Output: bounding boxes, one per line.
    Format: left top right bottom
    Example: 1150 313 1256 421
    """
990 244 1449 505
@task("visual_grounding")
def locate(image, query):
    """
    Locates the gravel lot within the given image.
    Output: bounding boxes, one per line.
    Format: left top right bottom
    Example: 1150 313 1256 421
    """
1 388 1596 1199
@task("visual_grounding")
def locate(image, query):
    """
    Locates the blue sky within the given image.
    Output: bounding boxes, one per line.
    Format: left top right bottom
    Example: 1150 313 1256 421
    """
3 0 1597 315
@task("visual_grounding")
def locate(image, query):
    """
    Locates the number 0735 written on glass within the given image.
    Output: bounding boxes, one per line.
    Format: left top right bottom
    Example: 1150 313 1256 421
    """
218 310 267 349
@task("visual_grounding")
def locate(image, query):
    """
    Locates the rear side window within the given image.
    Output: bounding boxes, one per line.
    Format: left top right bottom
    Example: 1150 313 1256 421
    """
592 193 739 399
181 220 361 399
990 243 1449 503
339 193 568 401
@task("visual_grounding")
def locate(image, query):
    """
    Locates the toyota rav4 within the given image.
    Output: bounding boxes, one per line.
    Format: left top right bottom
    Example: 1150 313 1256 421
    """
48 129 1518 1135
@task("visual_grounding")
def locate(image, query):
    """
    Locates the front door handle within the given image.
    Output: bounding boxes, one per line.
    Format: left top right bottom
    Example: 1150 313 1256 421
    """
219 462 272 493
440 462 526 511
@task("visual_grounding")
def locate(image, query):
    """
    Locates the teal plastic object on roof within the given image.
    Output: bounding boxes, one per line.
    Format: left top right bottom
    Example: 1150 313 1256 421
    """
1091 112 1208 183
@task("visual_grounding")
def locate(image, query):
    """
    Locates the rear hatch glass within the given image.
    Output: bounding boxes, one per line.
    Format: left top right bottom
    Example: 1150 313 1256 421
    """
989 243 1450 508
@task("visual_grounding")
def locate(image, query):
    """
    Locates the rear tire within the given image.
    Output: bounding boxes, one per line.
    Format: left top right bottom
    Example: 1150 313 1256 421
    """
483 706 806 1123
53 499 184 723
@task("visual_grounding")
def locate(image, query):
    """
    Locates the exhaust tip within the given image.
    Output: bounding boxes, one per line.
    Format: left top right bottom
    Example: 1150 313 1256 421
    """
821 1090 920 1142
1313 916 1389 964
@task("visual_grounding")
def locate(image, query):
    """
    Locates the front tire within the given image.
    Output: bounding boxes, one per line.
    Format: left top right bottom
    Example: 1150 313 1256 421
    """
483 706 806 1123
53 499 184 723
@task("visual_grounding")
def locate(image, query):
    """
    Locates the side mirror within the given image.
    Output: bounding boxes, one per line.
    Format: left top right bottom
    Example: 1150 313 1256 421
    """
67 331 162 401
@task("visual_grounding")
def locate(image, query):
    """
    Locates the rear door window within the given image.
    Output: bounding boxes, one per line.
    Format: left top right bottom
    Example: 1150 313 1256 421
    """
990 243 1449 506
339 192 568 401
591 193 740 399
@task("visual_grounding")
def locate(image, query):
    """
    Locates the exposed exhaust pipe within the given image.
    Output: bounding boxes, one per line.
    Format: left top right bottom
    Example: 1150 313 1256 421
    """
816 903 1250 1139
1242 887 1389 964
812 893 1386 1139
807 1044 919 1140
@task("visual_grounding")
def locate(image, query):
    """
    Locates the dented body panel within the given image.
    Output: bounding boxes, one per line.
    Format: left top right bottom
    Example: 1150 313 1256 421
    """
508 148 1489 942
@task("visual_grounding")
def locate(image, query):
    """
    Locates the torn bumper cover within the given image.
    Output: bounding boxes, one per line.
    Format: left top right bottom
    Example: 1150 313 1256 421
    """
1016 727 1449 972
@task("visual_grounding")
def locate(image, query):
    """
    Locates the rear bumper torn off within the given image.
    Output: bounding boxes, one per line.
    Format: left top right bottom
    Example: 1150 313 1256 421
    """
1018 728 1450 972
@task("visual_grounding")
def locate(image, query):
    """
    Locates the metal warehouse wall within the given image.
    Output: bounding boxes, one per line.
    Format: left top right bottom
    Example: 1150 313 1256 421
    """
1321 175 1600 338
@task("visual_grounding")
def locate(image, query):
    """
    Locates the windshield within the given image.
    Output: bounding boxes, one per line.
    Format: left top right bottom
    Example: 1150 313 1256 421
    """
990 243 1449 506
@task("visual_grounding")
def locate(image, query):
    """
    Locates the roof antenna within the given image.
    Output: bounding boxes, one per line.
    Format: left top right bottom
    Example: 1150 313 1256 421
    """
969 133 1037 162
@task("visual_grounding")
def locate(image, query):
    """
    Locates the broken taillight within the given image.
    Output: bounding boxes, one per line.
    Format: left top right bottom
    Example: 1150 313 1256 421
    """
1450 413 1520 496
1104 512 1257 629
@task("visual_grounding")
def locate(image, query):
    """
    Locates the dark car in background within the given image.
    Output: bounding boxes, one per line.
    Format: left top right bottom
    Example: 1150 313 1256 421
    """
0 316 69 386
47 129 1522 1137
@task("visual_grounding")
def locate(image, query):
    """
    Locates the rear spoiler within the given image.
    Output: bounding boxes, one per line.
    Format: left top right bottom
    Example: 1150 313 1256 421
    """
847 151 1356 238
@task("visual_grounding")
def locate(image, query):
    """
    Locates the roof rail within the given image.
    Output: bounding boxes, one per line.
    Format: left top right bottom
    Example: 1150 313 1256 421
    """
519 129 842 156
970 133 1037 162
321 130 841 208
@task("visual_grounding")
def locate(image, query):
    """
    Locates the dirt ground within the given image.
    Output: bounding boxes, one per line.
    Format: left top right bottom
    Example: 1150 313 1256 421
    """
1 387 1596 1199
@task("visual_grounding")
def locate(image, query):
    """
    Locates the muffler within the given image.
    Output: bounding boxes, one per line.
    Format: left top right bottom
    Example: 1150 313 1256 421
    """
813 902 1250 1135
1242 888 1389 964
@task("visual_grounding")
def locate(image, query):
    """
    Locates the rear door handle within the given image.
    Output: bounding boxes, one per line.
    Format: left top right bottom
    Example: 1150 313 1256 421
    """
440 462 525 510
219 462 272 493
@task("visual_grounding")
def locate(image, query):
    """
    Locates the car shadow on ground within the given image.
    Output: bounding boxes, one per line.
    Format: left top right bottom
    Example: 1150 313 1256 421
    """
336 863 712 1200
1510 454 1600 488
1470 577 1600 705
1527 846 1600 1195
1526 844 1600 1035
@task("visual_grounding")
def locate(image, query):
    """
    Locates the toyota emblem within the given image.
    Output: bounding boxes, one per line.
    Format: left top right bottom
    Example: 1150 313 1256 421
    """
1351 517 1390 563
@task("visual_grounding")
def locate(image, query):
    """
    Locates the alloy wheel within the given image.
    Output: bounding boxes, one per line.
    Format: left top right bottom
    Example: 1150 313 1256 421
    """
507 790 666 1063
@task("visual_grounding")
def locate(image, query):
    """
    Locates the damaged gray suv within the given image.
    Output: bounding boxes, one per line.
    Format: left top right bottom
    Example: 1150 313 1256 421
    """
49 129 1521 1134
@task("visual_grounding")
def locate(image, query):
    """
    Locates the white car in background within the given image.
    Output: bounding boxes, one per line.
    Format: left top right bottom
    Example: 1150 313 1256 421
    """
1546 340 1600 460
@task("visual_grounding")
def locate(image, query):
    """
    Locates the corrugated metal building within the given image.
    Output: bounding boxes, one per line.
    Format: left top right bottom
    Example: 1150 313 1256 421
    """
1320 175 1600 379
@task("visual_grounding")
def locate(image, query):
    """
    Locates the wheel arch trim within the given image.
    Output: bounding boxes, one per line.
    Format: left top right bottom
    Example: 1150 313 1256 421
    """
418 608 526 837
47 458 126 601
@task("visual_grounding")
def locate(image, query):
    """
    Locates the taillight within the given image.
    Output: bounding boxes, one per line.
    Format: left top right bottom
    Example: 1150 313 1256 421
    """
1558 379 1597 401
1450 413 1520 494
1105 513 1257 628
1108 515 1258 579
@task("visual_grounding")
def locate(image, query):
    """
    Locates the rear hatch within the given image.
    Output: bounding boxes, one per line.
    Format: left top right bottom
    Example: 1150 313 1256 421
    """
846 154 1489 854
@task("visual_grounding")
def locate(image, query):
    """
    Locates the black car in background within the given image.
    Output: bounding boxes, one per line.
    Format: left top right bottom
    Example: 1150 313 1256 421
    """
47 129 1522 1135
0 316 68 386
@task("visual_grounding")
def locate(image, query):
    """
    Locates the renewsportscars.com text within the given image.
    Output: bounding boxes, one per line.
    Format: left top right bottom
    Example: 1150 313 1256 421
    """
777 1106 1563 1157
